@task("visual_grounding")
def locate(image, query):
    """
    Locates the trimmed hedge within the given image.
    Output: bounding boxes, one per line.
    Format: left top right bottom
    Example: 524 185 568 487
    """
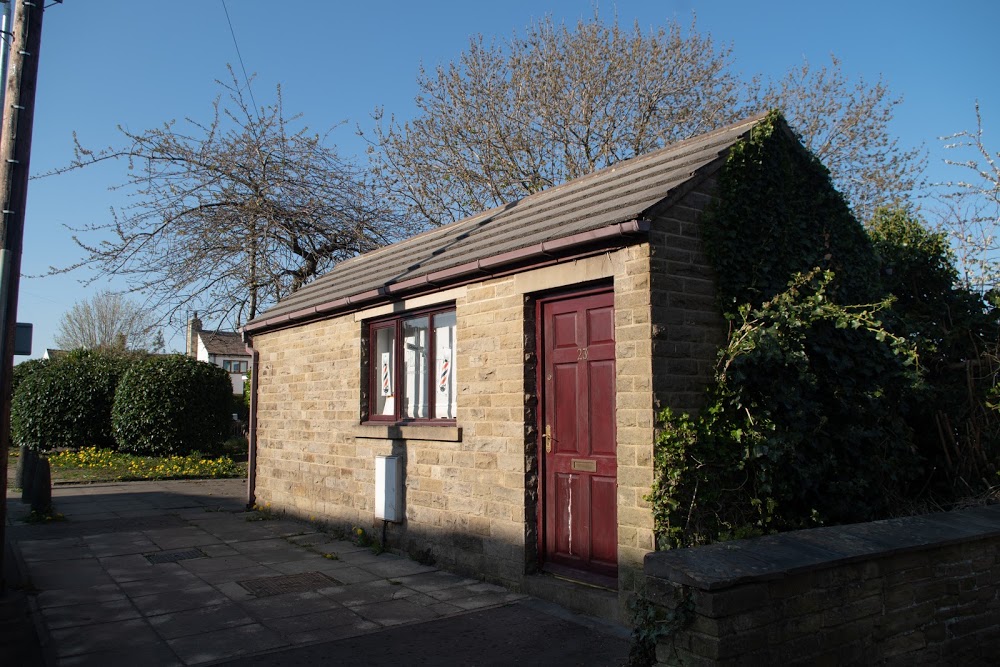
12 357 50 398
11 350 134 451
111 354 232 456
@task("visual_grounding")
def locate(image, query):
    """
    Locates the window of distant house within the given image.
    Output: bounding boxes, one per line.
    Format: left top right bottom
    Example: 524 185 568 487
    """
368 307 456 422
223 359 248 373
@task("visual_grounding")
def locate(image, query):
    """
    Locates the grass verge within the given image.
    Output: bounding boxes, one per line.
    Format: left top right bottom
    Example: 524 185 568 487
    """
10 446 247 484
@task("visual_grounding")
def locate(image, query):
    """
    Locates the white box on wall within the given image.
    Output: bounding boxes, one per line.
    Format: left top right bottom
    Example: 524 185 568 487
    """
375 455 403 522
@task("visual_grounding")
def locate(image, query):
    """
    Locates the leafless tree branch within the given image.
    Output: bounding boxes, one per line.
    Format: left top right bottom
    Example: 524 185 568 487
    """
42 67 415 329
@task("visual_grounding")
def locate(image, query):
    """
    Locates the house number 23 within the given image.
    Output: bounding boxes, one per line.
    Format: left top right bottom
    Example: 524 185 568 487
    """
577 348 589 360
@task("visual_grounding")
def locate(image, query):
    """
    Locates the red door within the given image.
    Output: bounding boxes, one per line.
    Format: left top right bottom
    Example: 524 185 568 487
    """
539 289 617 581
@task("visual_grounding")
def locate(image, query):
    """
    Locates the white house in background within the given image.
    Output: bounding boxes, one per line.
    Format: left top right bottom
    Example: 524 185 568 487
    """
186 314 251 395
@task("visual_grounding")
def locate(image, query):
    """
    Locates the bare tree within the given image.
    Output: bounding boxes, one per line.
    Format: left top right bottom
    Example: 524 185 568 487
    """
936 103 1000 294
49 69 412 328
368 14 924 226
366 14 744 226
55 291 162 351
748 56 927 223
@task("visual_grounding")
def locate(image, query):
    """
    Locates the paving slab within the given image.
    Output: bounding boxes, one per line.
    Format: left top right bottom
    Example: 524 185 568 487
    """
130 585 231 616
216 600 629 667
198 543 241 558
284 532 332 546
176 554 259 574
311 563 383 585
42 598 141 630
394 570 479 592
363 556 440 578
143 526 224 551
146 602 257 640
5 478 630 666
49 617 164 659
238 590 338 621
268 557 352 575
59 643 184 667
167 622 289 665
282 620 381 646
100 554 182 582
352 597 444 627
118 569 206 595
29 558 116 590
196 564 284 585
214 580 259 604
259 606 369 636
34 583 128 610
320 578 419 607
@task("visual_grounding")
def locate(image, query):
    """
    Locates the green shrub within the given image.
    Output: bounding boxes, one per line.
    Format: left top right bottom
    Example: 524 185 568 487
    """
650 113 928 549
231 393 249 423
12 357 50 397
649 271 922 549
243 367 252 411
868 207 1000 490
11 350 134 451
220 435 249 462
112 354 232 456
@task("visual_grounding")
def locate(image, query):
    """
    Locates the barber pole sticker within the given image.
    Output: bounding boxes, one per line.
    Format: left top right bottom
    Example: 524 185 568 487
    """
381 352 392 396
438 352 451 393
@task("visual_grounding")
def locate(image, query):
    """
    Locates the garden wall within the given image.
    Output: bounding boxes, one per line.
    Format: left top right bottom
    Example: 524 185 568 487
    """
644 504 1000 665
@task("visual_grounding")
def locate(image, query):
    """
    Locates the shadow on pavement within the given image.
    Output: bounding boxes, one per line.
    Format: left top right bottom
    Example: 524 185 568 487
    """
210 599 630 667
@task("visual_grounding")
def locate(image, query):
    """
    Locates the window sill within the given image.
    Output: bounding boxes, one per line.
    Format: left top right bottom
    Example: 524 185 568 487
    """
355 423 463 443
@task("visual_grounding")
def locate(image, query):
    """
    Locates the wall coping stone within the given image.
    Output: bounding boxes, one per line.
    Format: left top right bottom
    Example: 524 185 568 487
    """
354 424 463 443
644 504 1000 591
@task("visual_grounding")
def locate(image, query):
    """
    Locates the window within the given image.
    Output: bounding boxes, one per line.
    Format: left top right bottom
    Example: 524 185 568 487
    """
222 359 248 373
368 307 456 422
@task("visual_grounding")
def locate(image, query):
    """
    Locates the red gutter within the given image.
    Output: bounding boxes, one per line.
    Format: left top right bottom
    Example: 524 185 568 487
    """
244 219 649 334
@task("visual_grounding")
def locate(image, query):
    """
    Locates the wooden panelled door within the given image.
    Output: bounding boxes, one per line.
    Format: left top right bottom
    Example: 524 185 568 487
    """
539 288 618 582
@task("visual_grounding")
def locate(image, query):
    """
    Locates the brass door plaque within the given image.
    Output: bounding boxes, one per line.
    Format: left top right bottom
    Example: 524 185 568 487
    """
571 459 597 472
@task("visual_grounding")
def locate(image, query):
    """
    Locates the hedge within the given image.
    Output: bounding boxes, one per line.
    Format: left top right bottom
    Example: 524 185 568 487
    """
111 354 233 456
11 350 134 451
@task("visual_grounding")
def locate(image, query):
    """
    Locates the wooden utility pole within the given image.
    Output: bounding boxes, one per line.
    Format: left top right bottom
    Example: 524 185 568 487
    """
0 0 46 591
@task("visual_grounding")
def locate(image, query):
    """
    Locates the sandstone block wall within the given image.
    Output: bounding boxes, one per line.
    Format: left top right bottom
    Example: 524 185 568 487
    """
253 316 364 520
618 179 729 578
645 505 1000 666
648 176 727 418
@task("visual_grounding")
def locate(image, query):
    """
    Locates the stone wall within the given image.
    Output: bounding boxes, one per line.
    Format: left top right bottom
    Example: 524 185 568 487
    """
644 505 1000 665
616 178 728 587
648 176 727 417
253 315 364 519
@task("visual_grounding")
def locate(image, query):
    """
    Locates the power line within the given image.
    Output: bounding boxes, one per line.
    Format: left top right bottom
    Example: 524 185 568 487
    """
220 0 259 118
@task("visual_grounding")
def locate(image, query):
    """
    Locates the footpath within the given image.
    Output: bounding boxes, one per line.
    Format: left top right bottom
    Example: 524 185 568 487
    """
2 478 629 666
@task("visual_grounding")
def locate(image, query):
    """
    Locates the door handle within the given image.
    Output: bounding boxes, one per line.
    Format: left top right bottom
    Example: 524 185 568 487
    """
544 424 553 453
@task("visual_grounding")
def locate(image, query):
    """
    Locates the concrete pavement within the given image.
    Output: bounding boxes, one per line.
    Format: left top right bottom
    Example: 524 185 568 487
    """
3 478 630 666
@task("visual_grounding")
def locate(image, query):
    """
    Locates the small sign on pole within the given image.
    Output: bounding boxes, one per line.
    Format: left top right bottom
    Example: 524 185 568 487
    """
14 322 30 355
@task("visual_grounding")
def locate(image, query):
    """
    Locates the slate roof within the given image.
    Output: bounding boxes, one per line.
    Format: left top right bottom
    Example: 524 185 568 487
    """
246 112 769 333
199 331 250 357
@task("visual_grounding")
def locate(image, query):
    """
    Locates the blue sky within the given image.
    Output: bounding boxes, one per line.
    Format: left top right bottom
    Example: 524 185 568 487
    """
18 0 999 357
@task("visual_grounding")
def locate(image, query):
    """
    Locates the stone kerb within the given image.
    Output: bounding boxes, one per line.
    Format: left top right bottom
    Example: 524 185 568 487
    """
645 505 1000 665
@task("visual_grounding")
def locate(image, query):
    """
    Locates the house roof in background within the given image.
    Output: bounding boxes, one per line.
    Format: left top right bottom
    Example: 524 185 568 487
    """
199 331 250 357
246 112 770 333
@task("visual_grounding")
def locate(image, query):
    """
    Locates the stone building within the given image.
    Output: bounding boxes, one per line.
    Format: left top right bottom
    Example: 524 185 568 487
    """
186 314 252 395
242 112 782 618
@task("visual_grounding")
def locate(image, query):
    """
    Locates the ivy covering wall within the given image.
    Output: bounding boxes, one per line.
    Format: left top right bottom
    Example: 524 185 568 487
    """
649 111 1000 550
